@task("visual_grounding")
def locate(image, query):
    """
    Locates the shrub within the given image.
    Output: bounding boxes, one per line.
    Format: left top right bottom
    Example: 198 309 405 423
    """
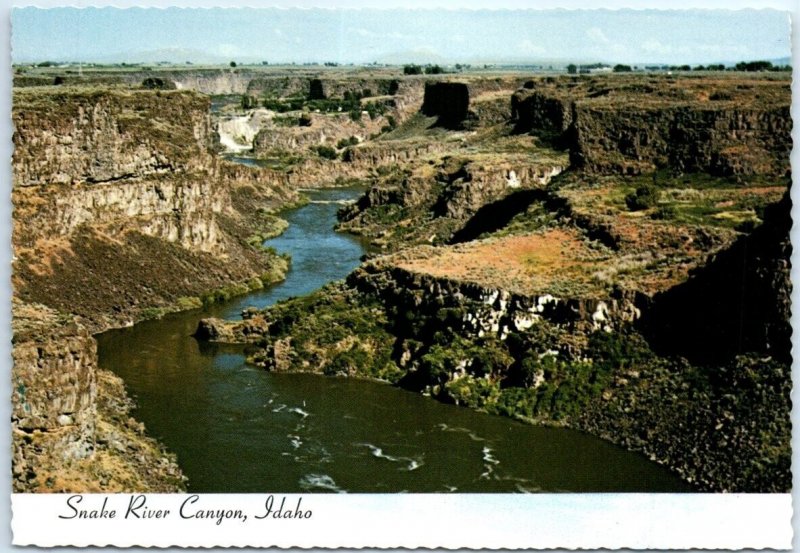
651 204 677 220
314 145 338 160
140 307 167 320
625 184 660 211
336 136 359 149
142 77 171 90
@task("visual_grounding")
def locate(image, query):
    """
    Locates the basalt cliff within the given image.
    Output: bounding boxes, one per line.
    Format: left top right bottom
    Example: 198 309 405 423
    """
11 85 296 491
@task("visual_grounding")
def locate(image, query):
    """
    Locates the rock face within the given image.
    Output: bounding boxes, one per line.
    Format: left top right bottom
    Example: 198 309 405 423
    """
512 76 791 176
337 153 567 250
12 301 185 492
350 263 644 341
571 104 791 176
422 82 471 128
641 192 792 363
247 75 402 100
252 110 389 153
12 301 97 466
12 85 296 491
13 87 294 331
13 89 213 186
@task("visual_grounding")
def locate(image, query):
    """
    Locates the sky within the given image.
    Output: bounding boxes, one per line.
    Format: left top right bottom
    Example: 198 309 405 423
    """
11 7 792 66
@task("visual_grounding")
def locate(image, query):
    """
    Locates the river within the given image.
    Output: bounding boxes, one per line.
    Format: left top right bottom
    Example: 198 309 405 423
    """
96 186 692 493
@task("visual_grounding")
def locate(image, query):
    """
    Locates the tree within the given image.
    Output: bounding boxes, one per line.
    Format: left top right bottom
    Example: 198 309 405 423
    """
735 60 774 72
613 64 633 72
403 64 423 75
229 61 237 68
566 63 577 74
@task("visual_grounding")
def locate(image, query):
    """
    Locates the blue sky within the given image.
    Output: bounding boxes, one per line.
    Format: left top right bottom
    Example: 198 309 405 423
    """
11 7 791 65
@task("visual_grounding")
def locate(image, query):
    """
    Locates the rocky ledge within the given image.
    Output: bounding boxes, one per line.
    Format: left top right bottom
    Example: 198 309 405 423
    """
12 301 185 492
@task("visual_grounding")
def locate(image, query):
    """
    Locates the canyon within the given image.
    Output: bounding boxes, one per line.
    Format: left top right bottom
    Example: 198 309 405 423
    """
11 65 792 493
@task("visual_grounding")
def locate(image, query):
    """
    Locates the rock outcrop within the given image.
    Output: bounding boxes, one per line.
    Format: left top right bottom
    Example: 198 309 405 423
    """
512 75 791 176
641 192 792 363
422 82 471 128
12 301 185 492
12 85 297 491
13 87 295 331
338 152 568 249
194 308 269 343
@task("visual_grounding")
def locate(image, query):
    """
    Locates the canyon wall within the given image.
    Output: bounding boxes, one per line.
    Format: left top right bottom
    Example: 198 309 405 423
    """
12 301 185 492
512 76 792 176
13 87 295 331
12 85 296 492
640 192 792 363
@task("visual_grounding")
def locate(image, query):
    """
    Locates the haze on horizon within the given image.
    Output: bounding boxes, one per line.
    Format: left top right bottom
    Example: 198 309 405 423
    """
11 7 791 66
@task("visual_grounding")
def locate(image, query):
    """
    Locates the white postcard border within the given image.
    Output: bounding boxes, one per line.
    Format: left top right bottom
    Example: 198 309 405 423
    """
11 493 794 549
3 1 800 551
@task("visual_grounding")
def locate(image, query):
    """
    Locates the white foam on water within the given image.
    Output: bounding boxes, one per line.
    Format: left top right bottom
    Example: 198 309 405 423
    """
437 423 483 441
514 483 543 493
480 446 500 480
271 404 286 413
483 446 500 465
359 443 397 461
298 473 344 493
288 434 303 449
291 407 310 418
307 199 356 205
358 443 423 471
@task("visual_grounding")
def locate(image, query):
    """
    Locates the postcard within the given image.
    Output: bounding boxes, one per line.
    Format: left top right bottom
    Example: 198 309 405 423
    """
7 3 794 548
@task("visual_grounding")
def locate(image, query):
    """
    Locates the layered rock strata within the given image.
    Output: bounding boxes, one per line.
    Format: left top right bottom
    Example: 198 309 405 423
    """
12 86 296 491
512 75 791 176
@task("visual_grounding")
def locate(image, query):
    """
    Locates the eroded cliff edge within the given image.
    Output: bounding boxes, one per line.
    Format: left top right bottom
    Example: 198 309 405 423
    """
11 86 297 491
